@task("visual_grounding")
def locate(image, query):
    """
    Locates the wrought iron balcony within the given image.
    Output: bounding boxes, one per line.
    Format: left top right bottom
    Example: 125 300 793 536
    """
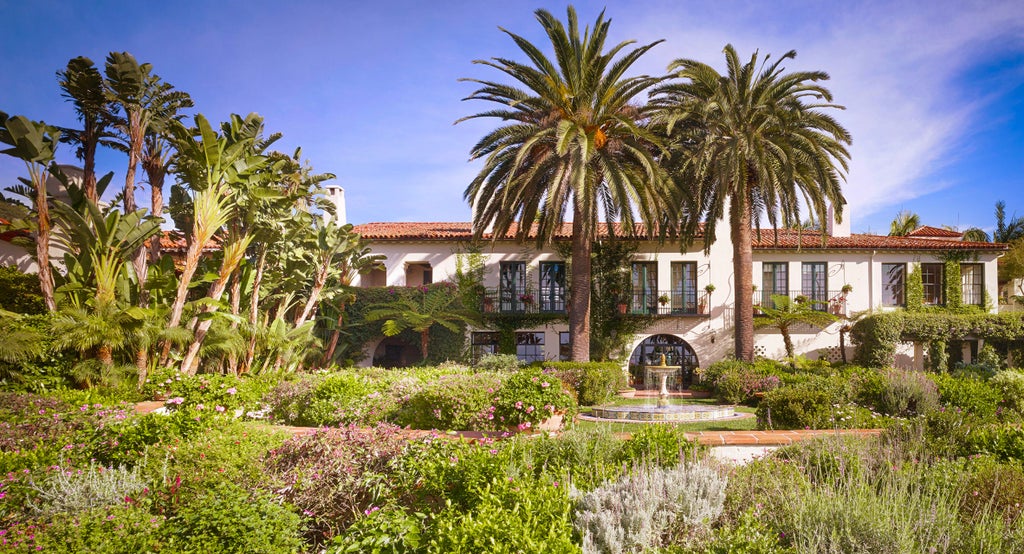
621 290 710 316
481 287 566 315
752 290 850 317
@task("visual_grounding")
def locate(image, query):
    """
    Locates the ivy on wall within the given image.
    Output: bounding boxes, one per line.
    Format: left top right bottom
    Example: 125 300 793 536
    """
322 284 468 366
906 263 924 312
851 311 1024 368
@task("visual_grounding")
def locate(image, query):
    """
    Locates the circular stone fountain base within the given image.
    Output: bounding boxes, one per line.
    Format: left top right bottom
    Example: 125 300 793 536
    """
584 403 737 423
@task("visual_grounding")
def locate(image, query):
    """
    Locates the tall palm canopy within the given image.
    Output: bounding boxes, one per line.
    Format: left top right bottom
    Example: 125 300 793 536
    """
460 6 672 361
889 210 920 236
651 45 851 362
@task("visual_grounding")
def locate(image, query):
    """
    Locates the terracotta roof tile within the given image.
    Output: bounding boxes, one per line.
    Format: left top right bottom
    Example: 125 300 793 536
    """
907 226 963 238
352 221 683 241
353 222 1008 252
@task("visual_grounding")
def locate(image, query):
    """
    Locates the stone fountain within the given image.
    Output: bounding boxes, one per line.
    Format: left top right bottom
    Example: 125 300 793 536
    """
649 353 679 408
583 353 739 423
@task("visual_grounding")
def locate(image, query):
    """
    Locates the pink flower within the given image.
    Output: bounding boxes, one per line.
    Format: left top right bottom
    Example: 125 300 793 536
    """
515 401 523 410
526 406 535 413
195 404 204 410
215 405 225 413
166 397 184 405
226 387 237 395
541 381 550 388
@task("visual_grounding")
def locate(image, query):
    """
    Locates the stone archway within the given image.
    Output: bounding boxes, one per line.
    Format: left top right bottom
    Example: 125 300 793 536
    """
628 334 699 390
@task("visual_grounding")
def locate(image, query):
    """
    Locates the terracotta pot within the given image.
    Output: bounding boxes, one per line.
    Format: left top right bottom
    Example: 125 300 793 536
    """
536 412 565 431
617 303 627 315
617 388 636 398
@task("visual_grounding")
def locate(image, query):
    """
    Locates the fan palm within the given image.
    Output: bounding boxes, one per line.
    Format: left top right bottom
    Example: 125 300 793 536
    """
651 45 851 362
889 210 920 236
365 284 478 361
57 56 112 204
994 201 1024 243
460 7 670 361
754 295 838 359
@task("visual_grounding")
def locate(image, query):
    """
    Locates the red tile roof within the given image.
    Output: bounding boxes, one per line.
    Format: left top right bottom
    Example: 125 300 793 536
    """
907 226 963 238
352 222 1008 252
352 221 681 241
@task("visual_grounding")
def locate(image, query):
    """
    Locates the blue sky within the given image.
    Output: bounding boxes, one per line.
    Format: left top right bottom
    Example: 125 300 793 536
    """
1 0 1022 235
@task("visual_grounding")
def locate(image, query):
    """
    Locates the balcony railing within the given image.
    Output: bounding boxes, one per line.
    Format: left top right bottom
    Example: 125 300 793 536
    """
482 287 566 315
624 290 710 316
753 290 850 317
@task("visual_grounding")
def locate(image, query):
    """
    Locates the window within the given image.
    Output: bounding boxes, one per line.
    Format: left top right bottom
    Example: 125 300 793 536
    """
671 262 697 314
422 268 432 285
961 264 984 306
539 262 566 313
882 263 905 306
921 263 944 305
801 262 828 310
559 332 571 361
499 262 527 312
631 262 658 314
762 262 788 308
471 332 499 362
516 332 545 363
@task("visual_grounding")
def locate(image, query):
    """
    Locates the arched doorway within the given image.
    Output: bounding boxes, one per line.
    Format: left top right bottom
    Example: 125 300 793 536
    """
371 337 422 368
628 335 699 390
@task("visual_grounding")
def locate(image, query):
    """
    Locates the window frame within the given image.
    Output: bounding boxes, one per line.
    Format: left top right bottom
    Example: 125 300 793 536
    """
921 263 945 306
515 331 545 363
882 263 906 307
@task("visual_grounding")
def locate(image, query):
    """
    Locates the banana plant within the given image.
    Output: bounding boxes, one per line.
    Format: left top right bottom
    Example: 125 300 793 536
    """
0 113 62 311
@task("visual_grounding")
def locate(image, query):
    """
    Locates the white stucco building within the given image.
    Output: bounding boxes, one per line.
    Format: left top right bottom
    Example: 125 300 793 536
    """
351 206 1007 384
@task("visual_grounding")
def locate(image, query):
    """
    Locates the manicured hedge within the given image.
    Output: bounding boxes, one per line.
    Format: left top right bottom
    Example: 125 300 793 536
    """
542 361 626 406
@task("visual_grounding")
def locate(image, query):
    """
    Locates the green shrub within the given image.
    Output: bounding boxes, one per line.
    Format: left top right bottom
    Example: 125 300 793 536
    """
991 369 1024 416
160 481 304 554
965 425 1024 462
474 352 522 372
492 368 576 430
0 265 46 314
698 360 782 405
959 456 1024 528
756 378 851 430
261 424 407 545
855 368 939 417
89 407 215 466
544 361 625 406
617 424 701 468
933 372 1003 420
692 508 796 554
327 505 425 553
6 504 165 553
395 371 500 430
426 475 577 554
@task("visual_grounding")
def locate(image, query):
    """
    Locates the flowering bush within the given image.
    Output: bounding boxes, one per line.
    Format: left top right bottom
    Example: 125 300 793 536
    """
261 424 407 546
492 368 575 430
394 372 500 430
698 360 783 404
544 361 625 406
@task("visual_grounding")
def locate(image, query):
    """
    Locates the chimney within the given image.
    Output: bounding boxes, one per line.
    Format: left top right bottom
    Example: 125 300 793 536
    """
324 184 346 225
827 202 850 237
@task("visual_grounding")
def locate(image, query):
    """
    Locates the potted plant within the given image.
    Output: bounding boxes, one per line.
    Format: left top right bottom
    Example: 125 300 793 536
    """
482 296 494 313
832 284 853 315
519 293 534 305
699 284 715 314
658 293 670 306
617 302 628 315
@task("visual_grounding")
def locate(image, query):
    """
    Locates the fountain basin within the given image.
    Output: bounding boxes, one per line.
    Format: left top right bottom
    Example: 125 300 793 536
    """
585 403 736 423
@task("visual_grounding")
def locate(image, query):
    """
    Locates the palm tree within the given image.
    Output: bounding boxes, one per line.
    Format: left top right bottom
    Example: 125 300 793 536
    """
460 7 670 361
57 56 112 204
961 227 990 242
889 210 920 236
651 45 851 362
0 113 62 311
105 52 190 290
994 201 1024 243
754 295 838 359
141 85 193 263
366 283 478 362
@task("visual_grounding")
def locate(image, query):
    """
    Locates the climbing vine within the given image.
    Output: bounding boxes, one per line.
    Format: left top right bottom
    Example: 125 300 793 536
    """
852 312 1024 368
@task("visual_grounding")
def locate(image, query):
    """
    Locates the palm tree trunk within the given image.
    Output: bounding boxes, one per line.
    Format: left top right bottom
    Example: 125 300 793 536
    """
322 303 346 365
227 271 241 375
241 247 268 375
82 128 98 204
31 165 56 311
731 190 755 362
782 327 794 359
421 329 429 361
295 265 327 326
125 113 148 300
146 163 165 263
136 347 149 388
159 240 204 365
569 205 592 362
